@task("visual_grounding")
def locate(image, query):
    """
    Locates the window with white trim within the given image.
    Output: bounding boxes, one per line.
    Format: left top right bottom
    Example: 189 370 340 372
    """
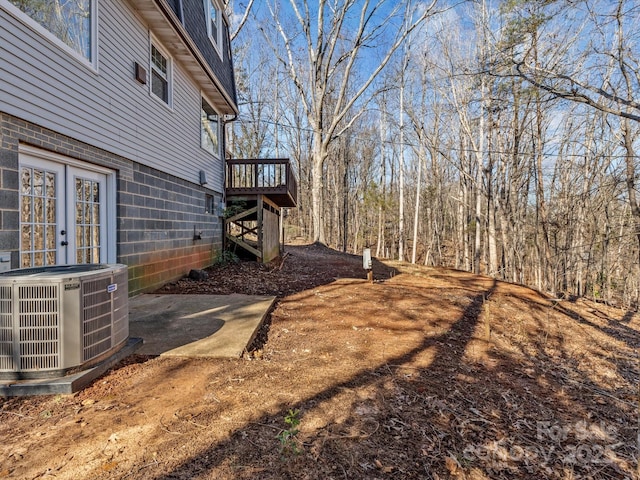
205 0 221 51
150 43 171 104
201 98 219 157
5 0 96 63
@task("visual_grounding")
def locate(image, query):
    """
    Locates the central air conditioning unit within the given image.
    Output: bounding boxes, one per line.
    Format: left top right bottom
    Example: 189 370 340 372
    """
0 264 129 379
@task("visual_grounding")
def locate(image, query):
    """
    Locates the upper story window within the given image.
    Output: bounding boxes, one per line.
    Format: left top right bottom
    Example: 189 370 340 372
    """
150 42 171 105
205 0 221 53
6 0 96 64
201 98 219 157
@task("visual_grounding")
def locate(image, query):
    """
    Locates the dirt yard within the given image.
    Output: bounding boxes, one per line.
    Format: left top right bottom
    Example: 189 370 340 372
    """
1 244 639 479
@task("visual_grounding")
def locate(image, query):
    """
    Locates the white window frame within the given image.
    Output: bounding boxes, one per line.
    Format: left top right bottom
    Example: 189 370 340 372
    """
201 97 220 158
149 37 172 107
0 0 98 70
204 0 222 56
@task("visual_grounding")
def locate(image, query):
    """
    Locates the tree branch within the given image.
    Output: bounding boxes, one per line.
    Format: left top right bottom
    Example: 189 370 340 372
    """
227 0 255 43
325 0 439 145
513 61 640 123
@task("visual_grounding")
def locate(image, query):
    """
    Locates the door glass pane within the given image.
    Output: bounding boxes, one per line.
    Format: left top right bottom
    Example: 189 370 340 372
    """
84 179 91 202
46 172 55 197
92 204 99 224
34 225 44 250
46 199 56 223
21 168 31 195
46 225 56 250
21 225 31 250
33 169 43 196
21 196 31 223
34 197 43 222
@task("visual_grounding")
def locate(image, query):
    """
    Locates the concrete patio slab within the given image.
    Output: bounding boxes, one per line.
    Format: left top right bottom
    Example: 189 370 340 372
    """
128 293 276 357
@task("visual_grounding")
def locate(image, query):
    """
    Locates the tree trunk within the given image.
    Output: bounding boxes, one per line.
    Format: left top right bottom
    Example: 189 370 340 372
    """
398 67 406 262
376 111 387 257
411 143 423 264
622 117 640 305
311 136 326 244
342 149 349 253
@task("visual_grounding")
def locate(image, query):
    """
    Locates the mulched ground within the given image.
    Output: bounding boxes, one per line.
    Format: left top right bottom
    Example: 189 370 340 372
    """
156 243 397 297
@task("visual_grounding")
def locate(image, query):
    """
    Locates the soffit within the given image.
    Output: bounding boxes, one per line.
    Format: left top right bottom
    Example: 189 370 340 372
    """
127 0 238 115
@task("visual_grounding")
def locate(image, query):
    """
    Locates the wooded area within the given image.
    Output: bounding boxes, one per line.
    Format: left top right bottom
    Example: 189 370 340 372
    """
225 0 640 308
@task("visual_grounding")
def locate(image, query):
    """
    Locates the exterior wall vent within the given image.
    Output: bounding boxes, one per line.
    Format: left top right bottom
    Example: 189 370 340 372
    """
0 264 129 379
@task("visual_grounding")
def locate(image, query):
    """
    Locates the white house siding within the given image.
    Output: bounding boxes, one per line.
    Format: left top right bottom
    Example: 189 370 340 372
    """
0 0 224 193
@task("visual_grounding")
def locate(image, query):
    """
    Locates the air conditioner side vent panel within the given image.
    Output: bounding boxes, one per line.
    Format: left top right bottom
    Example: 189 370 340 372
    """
0 285 15 371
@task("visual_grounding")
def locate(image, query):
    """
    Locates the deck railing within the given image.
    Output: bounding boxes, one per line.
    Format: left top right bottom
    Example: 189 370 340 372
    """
226 158 297 207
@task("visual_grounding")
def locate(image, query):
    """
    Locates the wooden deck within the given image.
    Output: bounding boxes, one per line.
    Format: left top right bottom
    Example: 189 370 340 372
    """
226 158 297 208
224 159 297 262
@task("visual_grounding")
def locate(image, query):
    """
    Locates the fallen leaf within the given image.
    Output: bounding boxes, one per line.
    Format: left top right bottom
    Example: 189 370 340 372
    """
445 455 461 476
374 459 394 473
101 461 117 472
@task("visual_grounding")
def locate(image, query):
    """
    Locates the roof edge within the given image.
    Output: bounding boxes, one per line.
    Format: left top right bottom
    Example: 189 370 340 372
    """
152 0 238 115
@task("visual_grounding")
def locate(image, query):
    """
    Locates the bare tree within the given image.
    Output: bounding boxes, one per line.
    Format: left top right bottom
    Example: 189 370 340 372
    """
261 0 437 243
225 0 255 42
501 0 640 298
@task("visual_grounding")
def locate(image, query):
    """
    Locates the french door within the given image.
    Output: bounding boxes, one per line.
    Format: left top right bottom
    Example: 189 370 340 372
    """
19 151 114 268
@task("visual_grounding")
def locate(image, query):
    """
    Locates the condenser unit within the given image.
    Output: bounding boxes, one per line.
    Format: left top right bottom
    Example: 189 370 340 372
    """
0 264 129 379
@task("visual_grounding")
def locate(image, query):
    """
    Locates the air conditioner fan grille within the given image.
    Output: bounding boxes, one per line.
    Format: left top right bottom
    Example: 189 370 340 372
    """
18 285 60 370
